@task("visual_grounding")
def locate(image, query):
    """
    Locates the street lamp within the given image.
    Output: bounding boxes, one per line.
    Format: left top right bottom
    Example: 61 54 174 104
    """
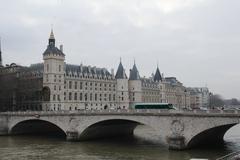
209 92 212 109
184 89 187 110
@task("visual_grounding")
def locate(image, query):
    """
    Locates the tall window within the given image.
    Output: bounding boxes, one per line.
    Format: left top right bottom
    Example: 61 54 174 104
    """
53 95 56 101
74 93 77 100
80 82 83 89
85 93 88 101
104 94 107 101
95 93 97 101
90 93 92 101
80 93 83 101
59 65 61 72
69 92 72 100
69 81 72 89
75 81 77 89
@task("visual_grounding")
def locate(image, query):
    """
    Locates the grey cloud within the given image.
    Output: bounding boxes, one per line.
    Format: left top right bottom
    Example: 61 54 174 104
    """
0 0 239 98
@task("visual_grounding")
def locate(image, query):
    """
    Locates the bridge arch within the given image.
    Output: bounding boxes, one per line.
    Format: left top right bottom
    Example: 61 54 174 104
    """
77 117 157 141
187 123 238 148
10 119 67 137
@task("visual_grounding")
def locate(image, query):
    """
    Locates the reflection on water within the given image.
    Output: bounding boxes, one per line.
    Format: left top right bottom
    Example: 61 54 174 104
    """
0 125 240 160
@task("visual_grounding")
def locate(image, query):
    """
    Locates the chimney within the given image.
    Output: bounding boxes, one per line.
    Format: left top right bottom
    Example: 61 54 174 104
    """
111 68 114 77
60 45 63 52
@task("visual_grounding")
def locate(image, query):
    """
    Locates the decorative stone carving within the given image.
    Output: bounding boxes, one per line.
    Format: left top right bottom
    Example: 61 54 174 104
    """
171 120 184 136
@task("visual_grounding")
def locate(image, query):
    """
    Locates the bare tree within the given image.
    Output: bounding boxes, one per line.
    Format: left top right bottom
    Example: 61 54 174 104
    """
210 94 224 108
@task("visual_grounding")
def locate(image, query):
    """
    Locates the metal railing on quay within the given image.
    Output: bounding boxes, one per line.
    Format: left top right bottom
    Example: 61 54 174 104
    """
216 150 240 160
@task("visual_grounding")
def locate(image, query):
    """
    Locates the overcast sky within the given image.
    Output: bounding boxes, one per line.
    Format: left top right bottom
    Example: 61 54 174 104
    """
0 0 240 99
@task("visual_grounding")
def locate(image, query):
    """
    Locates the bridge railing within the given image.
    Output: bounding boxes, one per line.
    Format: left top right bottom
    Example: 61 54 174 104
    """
0 109 240 115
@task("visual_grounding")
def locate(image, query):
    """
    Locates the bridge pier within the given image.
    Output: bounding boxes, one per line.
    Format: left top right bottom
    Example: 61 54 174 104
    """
167 136 187 150
0 127 8 135
0 116 8 135
66 131 79 141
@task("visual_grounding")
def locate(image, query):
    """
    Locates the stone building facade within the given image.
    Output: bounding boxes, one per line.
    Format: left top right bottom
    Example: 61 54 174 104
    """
0 30 204 111
188 87 210 109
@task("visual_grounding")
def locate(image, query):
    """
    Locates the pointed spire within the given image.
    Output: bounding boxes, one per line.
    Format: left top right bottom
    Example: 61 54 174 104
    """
154 65 162 82
49 28 55 39
115 59 127 79
129 60 140 80
48 28 55 46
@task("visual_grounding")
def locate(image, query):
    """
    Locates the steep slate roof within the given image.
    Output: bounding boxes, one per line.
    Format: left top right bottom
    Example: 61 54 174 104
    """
43 45 65 56
115 61 127 79
19 63 111 78
29 63 44 71
129 63 140 80
65 64 111 77
165 77 177 83
154 67 162 82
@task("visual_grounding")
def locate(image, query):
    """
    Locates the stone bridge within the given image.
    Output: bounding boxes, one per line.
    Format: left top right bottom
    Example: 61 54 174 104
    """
0 109 240 150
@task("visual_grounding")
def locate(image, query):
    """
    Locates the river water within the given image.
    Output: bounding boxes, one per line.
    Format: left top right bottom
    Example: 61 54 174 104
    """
0 125 240 160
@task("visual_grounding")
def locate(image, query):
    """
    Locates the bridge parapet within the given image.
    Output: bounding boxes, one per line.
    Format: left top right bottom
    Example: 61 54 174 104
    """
1 109 240 116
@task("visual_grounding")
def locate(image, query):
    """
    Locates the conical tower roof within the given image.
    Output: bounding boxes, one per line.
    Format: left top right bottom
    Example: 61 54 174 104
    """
129 62 140 80
154 67 162 82
115 60 127 79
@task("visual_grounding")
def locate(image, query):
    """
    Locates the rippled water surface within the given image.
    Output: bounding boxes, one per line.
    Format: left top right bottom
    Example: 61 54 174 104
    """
0 125 240 160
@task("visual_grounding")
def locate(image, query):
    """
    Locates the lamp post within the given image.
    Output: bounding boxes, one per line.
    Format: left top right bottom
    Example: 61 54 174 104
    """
209 92 212 110
184 89 187 110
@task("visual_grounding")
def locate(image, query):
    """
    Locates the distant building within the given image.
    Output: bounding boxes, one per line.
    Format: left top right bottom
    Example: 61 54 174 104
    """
0 30 208 111
188 87 210 109
163 77 190 109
